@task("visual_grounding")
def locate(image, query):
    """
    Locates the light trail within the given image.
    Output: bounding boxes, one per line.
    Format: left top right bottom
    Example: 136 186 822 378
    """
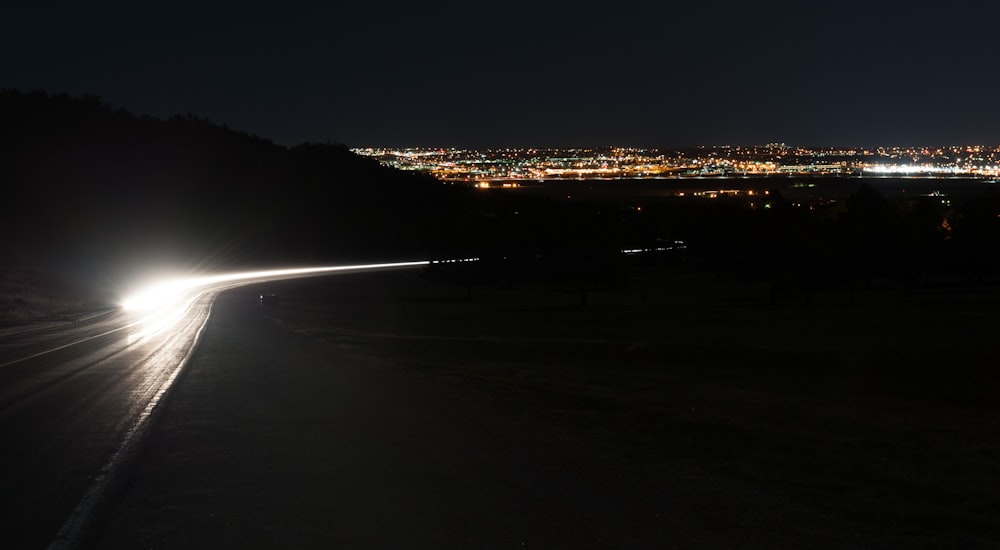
121 260 438 312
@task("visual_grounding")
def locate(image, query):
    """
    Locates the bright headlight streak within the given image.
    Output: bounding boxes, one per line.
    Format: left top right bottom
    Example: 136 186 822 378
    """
121 280 194 312
128 291 204 344
120 260 461 343
121 260 448 313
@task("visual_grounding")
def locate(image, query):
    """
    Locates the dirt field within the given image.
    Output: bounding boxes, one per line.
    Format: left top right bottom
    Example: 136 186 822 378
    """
260 268 1000 547
97 267 1000 548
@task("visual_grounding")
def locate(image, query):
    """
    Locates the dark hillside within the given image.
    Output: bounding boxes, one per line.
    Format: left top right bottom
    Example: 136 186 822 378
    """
0 90 470 318
2 90 469 264
4 90 998 322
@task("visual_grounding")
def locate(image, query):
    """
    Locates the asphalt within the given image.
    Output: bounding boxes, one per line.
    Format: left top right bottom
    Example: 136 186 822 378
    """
94 281 858 549
0 296 218 550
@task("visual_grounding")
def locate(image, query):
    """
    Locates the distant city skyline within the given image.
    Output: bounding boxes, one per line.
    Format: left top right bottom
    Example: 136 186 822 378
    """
355 144 1000 182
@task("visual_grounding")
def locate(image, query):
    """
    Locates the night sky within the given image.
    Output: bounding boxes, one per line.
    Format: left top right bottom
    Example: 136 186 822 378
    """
4 1 999 148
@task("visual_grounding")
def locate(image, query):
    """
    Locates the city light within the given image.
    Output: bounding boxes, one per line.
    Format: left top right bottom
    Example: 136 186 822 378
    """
864 164 967 175
353 145 1000 183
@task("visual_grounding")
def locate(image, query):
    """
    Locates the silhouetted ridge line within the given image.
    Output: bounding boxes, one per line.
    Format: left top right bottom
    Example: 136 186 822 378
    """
0 89 467 271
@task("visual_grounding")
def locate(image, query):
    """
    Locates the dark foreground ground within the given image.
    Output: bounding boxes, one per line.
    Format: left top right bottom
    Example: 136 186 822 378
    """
96 268 999 548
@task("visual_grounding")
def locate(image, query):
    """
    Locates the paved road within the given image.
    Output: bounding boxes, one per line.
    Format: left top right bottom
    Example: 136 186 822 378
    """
0 264 428 549
0 284 225 549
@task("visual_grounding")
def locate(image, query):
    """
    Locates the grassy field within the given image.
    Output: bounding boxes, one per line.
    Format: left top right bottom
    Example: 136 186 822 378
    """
0 268 107 325
260 268 1000 547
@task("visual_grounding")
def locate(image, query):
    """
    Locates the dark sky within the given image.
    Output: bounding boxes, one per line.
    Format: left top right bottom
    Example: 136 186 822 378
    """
4 1 999 148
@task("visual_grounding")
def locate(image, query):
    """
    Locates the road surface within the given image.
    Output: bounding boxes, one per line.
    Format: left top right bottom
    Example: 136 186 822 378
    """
0 264 426 549
0 288 219 547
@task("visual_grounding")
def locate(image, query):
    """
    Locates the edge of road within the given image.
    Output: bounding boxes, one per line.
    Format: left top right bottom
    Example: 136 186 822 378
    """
45 291 219 550
43 263 433 548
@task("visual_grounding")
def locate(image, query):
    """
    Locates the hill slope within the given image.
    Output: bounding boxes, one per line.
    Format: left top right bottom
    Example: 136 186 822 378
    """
0 90 469 319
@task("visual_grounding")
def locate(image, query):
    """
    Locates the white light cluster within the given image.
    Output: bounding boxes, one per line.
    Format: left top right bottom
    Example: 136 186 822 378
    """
864 164 965 174
121 260 439 313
